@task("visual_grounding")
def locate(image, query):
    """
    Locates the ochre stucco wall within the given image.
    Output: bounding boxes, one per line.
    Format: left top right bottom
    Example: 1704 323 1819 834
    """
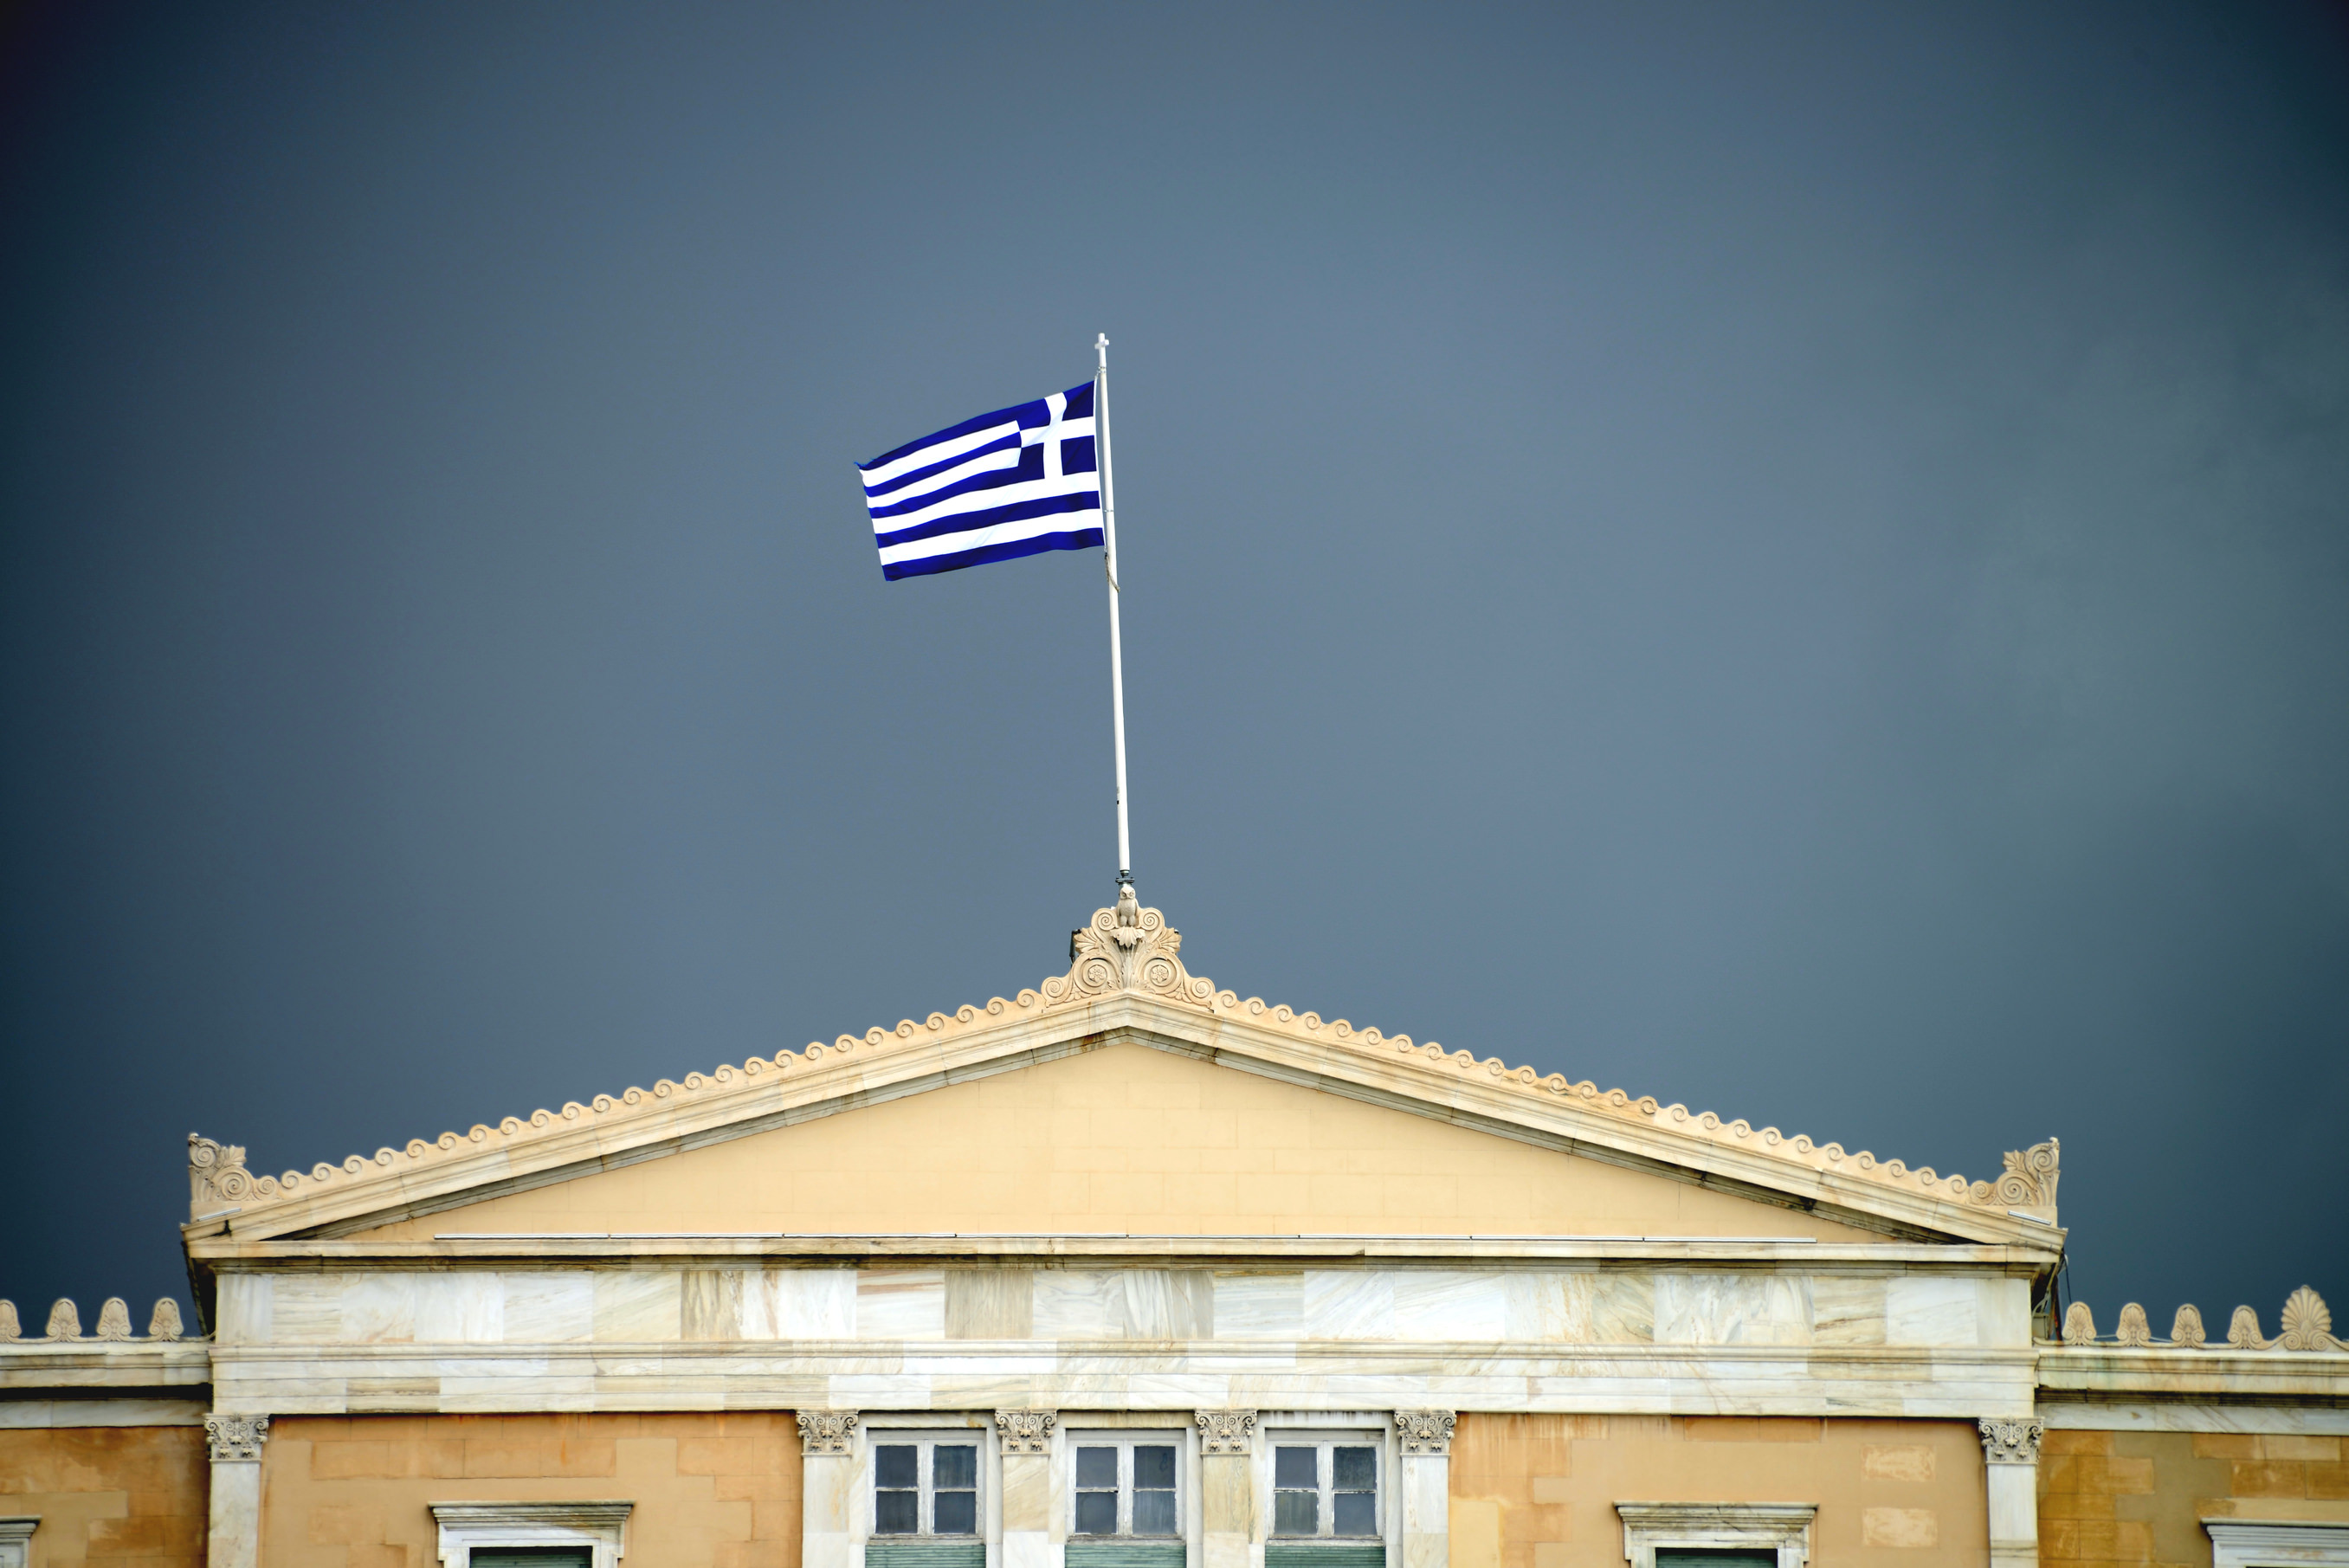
352 1043 1881 1242
1449 1414 1987 1568
260 1412 801 1568
2039 1429 2349 1568
0 1424 208 1566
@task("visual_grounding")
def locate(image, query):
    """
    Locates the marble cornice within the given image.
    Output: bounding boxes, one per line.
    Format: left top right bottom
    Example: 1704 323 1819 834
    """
199 1339 2043 1420
184 895 2064 1255
2034 1345 2349 1403
186 1236 2057 1268
0 1339 213 1393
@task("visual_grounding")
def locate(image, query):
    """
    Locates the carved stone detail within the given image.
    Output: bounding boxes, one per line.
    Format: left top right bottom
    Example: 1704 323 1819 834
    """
1978 1419 2042 1465
2061 1301 2094 1345
1394 1410 1456 1455
1970 1139 2058 1214
2280 1286 2335 1351
94 1298 132 1340
205 1413 269 1462
2060 1288 2343 1352
150 1299 184 1340
44 1299 80 1339
171 885 2064 1232
797 1410 858 1456
2114 1303 2152 1347
996 1410 1056 1455
2171 1304 2205 1348
0 1300 18 1340
189 1133 263 1217
1196 1410 1257 1455
1042 884 1216 1016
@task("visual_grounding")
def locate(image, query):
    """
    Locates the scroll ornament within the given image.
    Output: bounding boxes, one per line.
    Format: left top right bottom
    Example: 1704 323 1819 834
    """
1196 1410 1258 1455
1394 1410 1456 1455
997 1410 1057 1455
1978 1419 2043 1464
797 1411 858 1456
45 1299 81 1339
1042 884 1216 1016
205 1414 269 1462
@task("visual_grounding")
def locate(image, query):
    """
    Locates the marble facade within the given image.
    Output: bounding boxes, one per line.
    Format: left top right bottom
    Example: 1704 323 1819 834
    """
4 891 2343 1566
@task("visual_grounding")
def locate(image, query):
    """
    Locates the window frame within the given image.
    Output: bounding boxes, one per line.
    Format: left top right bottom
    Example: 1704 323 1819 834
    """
868 1433 987 1539
1615 1503 1817 1568
1067 1431 1186 1540
428 1501 633 1568
2204 1520 2349 1568
0 1517 35 1568
1264 1432 1384 1541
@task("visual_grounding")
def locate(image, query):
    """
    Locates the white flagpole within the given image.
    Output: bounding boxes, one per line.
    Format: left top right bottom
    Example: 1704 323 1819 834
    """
1095 332 1132 885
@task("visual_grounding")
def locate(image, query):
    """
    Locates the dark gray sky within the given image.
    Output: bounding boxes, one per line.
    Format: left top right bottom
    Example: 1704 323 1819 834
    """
3 2 2345 1332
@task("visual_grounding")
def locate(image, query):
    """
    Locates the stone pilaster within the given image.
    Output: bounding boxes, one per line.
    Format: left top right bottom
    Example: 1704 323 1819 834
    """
999 1410 1059 1568
1979 1418 2043 1568
1395 1411 1455 1568
203 1414 269 1568
799 1411 860 1568
1196 1410 1257 1568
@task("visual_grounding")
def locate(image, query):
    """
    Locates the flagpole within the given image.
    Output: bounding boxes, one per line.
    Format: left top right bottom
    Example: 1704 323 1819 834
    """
1096 332 1132 886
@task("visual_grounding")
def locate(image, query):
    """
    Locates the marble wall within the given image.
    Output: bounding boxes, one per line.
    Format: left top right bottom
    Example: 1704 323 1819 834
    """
216 1267 2028 1352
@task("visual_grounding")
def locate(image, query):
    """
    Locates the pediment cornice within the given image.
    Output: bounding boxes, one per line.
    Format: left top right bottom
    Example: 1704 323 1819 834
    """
184 888 2063 1254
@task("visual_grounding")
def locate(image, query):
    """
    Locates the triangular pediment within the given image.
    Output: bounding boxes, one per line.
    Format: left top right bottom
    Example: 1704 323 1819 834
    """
334 1041 1888 1244
183 888 2063 1255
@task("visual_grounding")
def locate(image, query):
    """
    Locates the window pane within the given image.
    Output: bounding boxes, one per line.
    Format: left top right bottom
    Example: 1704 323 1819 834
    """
1333 1448 1376 1491
876 1446 918 1489
1274 1448 1319 1489
1133 1446 1176 1489
933 1491 978 1536
933 1445 978 1489
1133 1490 1178 1536
875 1491 919 1534
1075 1492 1120 1535
1076 1447 1120 1489
1274 1490 1319 1536
1334 1493 1378 1537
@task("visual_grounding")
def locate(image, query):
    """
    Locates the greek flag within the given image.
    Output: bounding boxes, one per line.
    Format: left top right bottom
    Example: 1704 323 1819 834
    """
859 382 1103 580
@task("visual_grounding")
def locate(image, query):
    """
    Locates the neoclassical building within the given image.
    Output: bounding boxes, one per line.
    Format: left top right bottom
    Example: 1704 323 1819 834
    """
3 890 2345 1568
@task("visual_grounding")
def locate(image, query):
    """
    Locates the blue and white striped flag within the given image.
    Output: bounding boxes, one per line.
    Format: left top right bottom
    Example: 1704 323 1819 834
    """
858 382 1103 580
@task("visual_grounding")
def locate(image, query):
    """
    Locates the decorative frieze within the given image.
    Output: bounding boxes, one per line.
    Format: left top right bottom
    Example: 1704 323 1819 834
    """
1195 1410 1257 1455
996 1409 1056 1455
2056 1287 2345 1352
1978 1418 2042 1465
204 1413 269 1462
0 1295 189 1342
1393 1410 1456 1455
797 1410 858 1456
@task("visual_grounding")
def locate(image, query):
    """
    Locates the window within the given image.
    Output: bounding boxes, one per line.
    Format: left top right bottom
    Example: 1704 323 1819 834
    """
1073 1439 1179 1537
874 1439 981 1536
1273 1442 1378 1538
2205 1521 2349 1568
473 1555 591 1568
